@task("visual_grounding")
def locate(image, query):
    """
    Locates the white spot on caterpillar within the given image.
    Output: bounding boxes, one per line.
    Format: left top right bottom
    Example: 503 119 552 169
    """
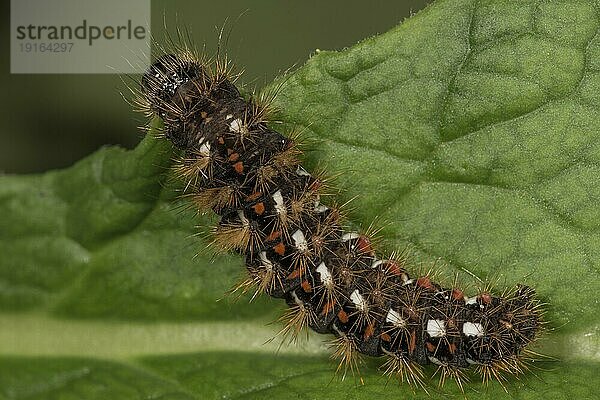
296 166 310 176
292 229 309 253
313 194 329 213
316 262 333 287
342 232 360 242
427 319 446 338
259 251 273 271
435 291 450 301
371 259 383 269
198 141 211 157
272 190 286 214
313 198 329 213
237 210 249 226
225 114 233 120
314 204 329 213
290 291 304 307
465 296 477 305
229 118 248 134
386 309 406 328
350 289 368 312
428 356 444 366
462 322 484 337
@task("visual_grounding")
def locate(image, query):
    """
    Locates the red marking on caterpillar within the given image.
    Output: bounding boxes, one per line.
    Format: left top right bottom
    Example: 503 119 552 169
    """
134 47 544 392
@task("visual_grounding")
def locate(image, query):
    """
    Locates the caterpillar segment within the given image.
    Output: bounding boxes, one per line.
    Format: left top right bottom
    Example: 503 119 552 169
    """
139 51 543 391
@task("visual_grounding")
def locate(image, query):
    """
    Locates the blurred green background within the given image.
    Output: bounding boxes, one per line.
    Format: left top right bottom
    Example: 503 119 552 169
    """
1 0 431 173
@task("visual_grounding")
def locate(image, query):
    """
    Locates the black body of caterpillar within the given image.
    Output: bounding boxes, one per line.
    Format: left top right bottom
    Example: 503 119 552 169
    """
138 50 542 389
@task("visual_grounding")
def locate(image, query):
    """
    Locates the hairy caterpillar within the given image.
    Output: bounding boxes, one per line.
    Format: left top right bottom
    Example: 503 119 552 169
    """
135 48 543 391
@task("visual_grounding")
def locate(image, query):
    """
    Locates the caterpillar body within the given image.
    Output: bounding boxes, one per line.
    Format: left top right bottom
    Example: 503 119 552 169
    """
137 49 542 391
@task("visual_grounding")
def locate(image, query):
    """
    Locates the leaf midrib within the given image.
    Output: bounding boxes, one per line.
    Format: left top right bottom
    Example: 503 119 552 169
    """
1 313 598 364
0 313 325 359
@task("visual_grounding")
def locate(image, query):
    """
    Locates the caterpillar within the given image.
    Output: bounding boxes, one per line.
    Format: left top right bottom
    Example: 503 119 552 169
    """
135 48 543 391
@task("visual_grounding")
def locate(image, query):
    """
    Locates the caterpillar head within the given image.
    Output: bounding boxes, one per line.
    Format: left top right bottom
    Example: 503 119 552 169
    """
141 53 207 148
141 52 243 149
142 53 205 114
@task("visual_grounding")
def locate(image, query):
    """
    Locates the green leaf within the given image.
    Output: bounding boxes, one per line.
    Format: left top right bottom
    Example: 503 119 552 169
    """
2 0 600 399
274 0 600 334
